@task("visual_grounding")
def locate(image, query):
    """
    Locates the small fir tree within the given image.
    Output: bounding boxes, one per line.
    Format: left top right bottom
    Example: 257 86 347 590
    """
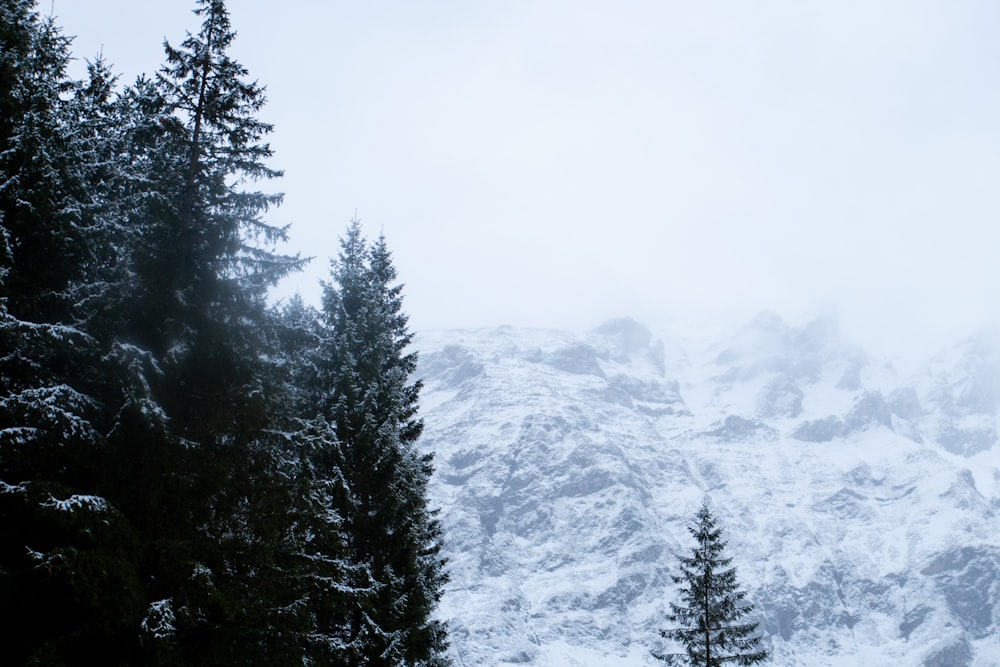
656 504 768 666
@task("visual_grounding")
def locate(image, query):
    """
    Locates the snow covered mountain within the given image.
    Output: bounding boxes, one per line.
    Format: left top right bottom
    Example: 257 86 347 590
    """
414 315 1000 667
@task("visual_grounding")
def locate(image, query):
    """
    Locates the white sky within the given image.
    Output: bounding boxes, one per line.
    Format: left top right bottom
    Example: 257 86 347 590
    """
53 1 1000 366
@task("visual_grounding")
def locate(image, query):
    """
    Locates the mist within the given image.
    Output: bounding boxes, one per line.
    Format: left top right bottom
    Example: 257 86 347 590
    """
56 0 1000 367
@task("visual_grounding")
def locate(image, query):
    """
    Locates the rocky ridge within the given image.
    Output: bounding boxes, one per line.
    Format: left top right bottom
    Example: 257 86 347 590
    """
415 315 1000 666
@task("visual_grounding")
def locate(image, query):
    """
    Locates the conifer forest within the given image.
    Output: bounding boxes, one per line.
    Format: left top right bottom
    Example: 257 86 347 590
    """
0 1 448 664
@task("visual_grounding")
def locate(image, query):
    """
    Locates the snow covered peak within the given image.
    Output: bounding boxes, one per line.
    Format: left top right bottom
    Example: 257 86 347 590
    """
711 311 867 388
416 318 1000 666
915 329 1000 456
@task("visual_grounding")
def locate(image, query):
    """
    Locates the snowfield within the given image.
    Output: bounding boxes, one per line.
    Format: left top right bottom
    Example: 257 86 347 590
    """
415 315 1000 667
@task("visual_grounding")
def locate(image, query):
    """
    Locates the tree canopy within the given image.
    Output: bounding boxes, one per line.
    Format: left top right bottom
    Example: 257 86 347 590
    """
656 504 768 667
0 2 448 665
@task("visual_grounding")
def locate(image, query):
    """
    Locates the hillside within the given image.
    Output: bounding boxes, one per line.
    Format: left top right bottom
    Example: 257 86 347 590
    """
415 315 1000 666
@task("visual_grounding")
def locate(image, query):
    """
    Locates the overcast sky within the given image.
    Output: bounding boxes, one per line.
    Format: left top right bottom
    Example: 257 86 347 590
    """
53 1 1000 365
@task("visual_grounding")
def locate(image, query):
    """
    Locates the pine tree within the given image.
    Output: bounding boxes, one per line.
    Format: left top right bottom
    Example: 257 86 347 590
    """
100 1 307 662
1 1 85 319
656 504 768 666
2 3 449 664
315 220 449 666
270 295 371 663
0 4 147 663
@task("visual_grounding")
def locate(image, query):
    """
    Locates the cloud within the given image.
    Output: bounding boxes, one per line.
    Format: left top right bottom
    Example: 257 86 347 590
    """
56 1 1000 364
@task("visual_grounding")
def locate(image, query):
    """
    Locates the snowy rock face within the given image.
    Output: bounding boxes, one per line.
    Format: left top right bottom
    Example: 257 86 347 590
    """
919 333 1000 456
415 316 1000 667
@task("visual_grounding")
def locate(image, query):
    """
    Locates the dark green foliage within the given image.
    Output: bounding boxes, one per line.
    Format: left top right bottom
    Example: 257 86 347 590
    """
656 504 768 666
0 483 145 665
0 1 79 321
1 2 448 664
99 1 307 662
315 221 449 666
0 5 146 663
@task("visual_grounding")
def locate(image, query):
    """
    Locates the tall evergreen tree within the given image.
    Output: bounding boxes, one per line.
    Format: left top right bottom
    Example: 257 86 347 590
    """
316 221 449 666
2 3 449 664
270 295 370 664
1 1 85 318
656 504 768 666
0 4 147 663
101 1 307 662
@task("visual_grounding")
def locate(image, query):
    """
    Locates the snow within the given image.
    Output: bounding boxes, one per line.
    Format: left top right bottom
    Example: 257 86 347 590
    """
141 598 176 639
41 493 110 513
415 315 1000 666
0 480 27 495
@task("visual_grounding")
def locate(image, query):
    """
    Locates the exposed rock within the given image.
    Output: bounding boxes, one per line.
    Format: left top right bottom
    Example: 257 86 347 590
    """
704 415 777 441
920 332 1000 455
414 321 1000 666
756 376 804 418
419 344 485 388
921 546 1000 638
936 422 996 457
593 317 652 357
544 342 605 376
889 386 923 421
922 637 972 667
843 390 893 433
899 605 932 640
792 416 844 442
593 317 666 375
606 374 687 416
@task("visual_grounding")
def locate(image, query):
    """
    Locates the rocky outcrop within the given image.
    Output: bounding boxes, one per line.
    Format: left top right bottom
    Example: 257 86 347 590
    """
415 317 1000 666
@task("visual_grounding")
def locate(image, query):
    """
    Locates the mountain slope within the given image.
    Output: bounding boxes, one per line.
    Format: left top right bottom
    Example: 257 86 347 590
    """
415 316 1000 667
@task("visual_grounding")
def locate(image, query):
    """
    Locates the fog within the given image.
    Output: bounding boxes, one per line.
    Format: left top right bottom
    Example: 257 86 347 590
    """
55 1 1000 367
